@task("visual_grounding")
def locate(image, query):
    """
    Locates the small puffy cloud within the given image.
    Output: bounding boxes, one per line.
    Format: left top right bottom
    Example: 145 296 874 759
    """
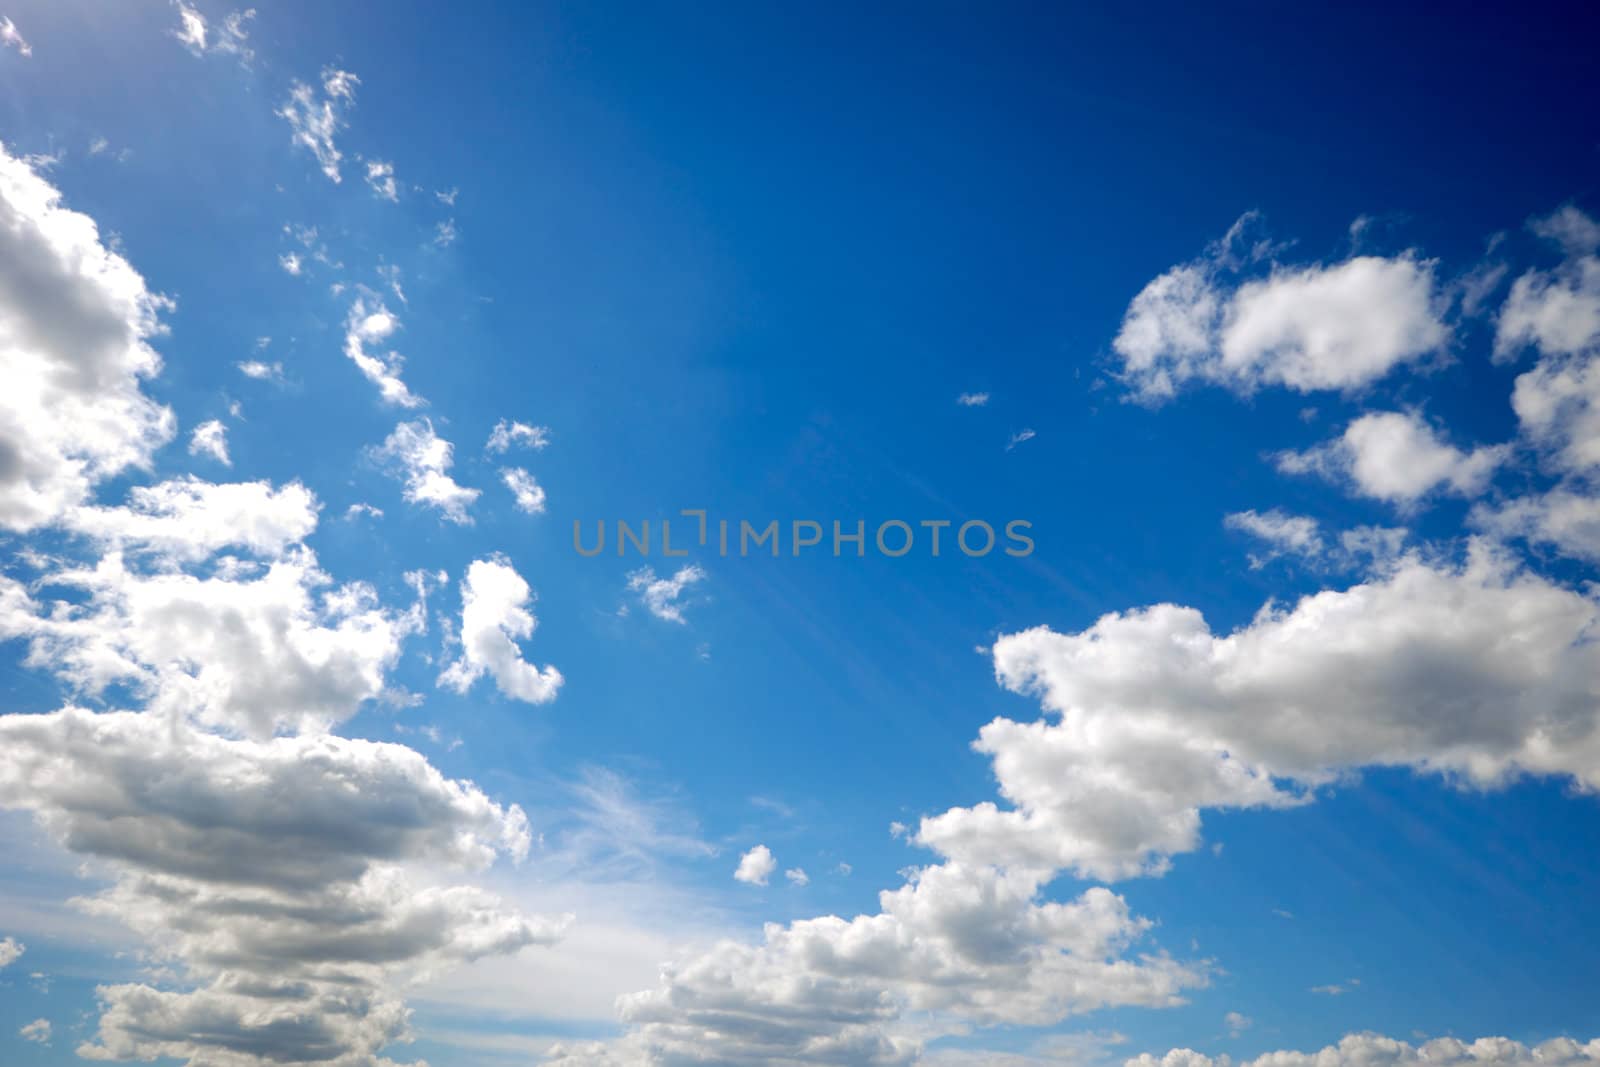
1275 411 1508 505
784 867 810 887
486 418 551 453
626 564 706 624
1224 509 1324 567
365 159 398 202
0 936 22 968
501 467 547 514
187 418 231 466
438 556 563 705
278 68 359 183
1114 215 1448 402
1225 1011 1252 1037
1126 1032 1600 1067
19 1018 49 1044
1474 487 1600 564
236 359 284 383
734 844 776 885
1 15 32 55
278 251 302 275
0 142 176 531
373 419 478 523
957 392 990 406
344 501 383 520
1496 208 1600 362
344 297 425 408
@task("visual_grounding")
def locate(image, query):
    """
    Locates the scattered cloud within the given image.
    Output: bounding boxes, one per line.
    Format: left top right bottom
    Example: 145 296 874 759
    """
0 936 22 968
784 867 810 887
957 391 990 406
734 844 776 885
19 1018 49 1044
1007 428 1037 451
373 418 479 523
1275 411 1508 506
1226 1011 1252 1037
1 15 32 56
344 296 425 407
278 67 359 182
501 467 547 514
1128 1032 1599 1067
486 418 551 453
438 556 563 705
626 564 707 624
236 358 285 383
365 159 399 202
187 418 231 466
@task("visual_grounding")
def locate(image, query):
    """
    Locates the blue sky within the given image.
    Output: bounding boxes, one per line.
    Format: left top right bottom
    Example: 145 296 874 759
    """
1 3 1599 1066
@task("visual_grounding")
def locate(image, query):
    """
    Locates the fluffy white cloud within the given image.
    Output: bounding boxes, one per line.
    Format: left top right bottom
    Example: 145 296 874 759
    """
1114 217 1448 401
916 545 1600 881
2 14 32 55
1474 487 1600 564
548 865 1201 1066
1224 1011 1251 1038
188 418 231 466
784 867 810 887
65 476 318 562
502 467 547 514
733 844 776 885
373 419 479 524
365 159 399 202
344 297 425 408
1275 411 1508 505
0 142 175 531
0 935 22 968
626 564 706 624
19 1017 49 1044
0 545 418 738
486 418 551 453
1128 1033 1600 1067
172 1 208 53
1497 208 1600 363
0 707 563 1067
438 557 563 705
1224 509 1323 567
236 358 284 382
277 68 359 183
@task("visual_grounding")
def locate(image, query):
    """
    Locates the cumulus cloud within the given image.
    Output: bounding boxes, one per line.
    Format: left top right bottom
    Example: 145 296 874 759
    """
236 358 284 383
733 844 776 885
1496 207 1600 363
548 866 1201 1066
19 1017 49 1044
344 296 425 408
373 418 479 524
438 557 563 705
187 418 231 466
277 68 359 183
625 564 706 624
64 476 318 563
914 544 1600 881
1224 509 1323 567
1225 1011 1252 1037
502 467 547 514
785 867 810 887
0 935 22 968
0 142 175 531
1128 1033 1600 1067
486 418 551 453
1274 411 1508 505
1 15 32 56
365 159 399 202
1114 215 1448 402
1474 487 1600 564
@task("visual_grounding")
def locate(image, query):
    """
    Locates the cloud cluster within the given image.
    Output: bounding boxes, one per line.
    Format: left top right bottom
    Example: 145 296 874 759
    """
438 556 563 705
1130 1033 1600 1067
1113 215 1448 402
373 418 479 524
278 68 359 183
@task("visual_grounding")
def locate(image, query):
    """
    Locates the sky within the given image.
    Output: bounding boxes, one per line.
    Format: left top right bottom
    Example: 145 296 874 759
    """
0 2 1598 1066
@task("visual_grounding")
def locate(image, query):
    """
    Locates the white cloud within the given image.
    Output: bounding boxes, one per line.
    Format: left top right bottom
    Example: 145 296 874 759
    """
65 476 318 563
344 501 383 520
915 544 1600 881
19 1017 49 1044
171 3 254 64
957 392 990 407
1007 428 1037 451
733 844 776 885
373 419 479 523
502 467 547 514
172 1 207 53
187 418 231 466
1275 411 1508 505
1474 487 1600 564
0 936 22 968
1114 216 1448 401
1 15 32 56
487 418 551 453
435 218 458 247
344 296 425 407
438 557 563 705
436 187 459 206
1512 345 1600 475
236 358 284 383
1225 1011 1252 1037
278 251 302 275
784 867 809 887
1127 1032 1600 1067
1497 208 1600 363
1224 509 1323 567
365 159 399 202
0 142 175 531
626 564 706 624
277 68 359 183
549 866 1200 1066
